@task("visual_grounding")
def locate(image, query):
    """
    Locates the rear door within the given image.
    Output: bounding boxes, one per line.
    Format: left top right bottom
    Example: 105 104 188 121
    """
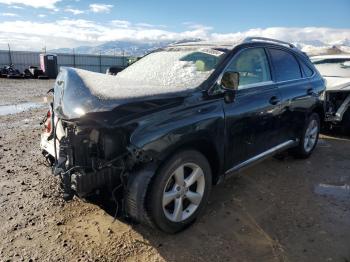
221 47 284 169
267 48 313 141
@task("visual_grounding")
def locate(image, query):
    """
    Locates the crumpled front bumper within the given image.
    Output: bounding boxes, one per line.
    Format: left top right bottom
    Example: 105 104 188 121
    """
40 133 58 162
40 119 129 200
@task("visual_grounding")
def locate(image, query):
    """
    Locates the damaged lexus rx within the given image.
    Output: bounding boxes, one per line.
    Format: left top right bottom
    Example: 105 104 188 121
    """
40 37 325 233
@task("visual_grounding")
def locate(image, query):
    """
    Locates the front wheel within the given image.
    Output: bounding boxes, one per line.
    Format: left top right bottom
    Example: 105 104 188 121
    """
147 150 212 233
291 113 320 159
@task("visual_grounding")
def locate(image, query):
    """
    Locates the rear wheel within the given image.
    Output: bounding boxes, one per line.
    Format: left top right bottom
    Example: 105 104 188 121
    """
341 109 350 133
291 113 320 158
147 150 212 233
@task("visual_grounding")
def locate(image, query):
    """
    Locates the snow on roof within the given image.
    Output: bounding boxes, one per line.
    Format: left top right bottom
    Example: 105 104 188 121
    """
171 39 244 49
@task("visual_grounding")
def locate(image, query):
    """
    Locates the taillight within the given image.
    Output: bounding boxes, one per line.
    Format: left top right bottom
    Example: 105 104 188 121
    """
44 110 52 133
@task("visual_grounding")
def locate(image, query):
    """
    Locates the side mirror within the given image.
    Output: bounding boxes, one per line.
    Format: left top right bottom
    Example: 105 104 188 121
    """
220 71 239 103
221 71 239 90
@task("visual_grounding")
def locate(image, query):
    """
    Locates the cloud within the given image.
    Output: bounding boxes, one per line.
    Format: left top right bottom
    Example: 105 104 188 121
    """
38 14 46 18
135 23 167 29
65 8 84 15
0 0 60 9
135 23 155 28
183 22 213 31
89 3 113 13
9 5 23 9
1 12 18 17
0 19 349 52
211 27 350 46
110 20 131 28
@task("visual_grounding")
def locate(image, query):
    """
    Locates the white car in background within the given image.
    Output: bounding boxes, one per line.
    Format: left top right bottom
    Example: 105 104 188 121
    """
311 55 350 131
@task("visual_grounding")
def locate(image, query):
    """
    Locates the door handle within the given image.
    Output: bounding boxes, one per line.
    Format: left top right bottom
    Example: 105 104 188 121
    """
269 96 280 105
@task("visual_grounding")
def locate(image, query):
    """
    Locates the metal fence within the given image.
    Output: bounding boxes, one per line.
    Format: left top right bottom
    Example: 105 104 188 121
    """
0 50 128 73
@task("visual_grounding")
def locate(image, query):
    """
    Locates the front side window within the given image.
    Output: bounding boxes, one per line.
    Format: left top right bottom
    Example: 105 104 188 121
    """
269 49 302 81
225 48 271 89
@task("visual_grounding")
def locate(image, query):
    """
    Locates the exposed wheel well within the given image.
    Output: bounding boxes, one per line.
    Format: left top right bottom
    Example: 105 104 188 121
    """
312 104 325 129
312 105 324 119
157 139 221 185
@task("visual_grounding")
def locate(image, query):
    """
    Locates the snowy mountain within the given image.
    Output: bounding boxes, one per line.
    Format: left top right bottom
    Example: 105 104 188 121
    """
294 43 345 56
50 39 204 57
50 39 350 57
50 41 173 57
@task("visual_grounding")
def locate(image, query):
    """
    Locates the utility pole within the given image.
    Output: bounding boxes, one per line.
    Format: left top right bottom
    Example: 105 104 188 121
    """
114 48 117 67
73 48 76 68
122 49 125 67
7 43 12 65
99 50 102 73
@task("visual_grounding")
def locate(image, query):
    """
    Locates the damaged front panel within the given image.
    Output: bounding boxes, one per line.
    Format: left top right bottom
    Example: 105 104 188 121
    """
53 120 138 200
325 91 350 123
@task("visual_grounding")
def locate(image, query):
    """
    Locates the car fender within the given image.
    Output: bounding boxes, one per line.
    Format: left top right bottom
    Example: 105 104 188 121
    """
128 98 225 173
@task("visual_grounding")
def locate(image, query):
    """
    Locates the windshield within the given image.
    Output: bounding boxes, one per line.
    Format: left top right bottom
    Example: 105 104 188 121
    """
117 47 226 89
312 58 350 78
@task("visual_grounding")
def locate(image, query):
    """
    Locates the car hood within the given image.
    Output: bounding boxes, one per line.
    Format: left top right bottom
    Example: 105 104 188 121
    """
53 67 189 120
324 76 350 92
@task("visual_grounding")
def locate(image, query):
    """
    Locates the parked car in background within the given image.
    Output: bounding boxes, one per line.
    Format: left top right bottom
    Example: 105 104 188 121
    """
311 55 350 132
41 37 325 233
106 66 125 75
0 64 22 78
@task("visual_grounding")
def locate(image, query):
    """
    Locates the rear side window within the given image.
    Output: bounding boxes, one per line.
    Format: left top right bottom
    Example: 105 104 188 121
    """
269 49 302 82
300 61 314 77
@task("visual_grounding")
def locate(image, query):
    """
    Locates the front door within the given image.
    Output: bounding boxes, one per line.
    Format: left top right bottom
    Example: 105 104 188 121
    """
221 47 283 170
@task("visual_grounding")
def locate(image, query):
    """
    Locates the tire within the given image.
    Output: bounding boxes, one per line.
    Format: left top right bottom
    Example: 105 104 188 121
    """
340 109 350 134
147 150 212 233
291 113 320 159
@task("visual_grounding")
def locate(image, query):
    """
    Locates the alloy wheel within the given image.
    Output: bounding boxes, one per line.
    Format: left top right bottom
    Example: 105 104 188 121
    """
304 119 319 153
162 163 205 222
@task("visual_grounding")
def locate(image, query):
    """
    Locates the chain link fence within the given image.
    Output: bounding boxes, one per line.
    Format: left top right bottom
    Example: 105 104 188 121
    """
0 49 128 73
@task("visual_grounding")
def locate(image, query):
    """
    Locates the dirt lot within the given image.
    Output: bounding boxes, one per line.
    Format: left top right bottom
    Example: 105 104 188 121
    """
0 78 349 262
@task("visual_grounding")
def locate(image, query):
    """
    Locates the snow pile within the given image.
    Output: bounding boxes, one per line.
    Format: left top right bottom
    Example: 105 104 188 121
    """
75 49 224 99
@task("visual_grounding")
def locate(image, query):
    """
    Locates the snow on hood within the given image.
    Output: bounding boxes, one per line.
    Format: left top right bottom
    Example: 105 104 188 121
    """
75 68 189 100
324 77 350 91
53 67 190 120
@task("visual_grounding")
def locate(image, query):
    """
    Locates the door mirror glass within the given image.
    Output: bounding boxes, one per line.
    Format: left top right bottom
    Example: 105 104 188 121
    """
221 71 239 90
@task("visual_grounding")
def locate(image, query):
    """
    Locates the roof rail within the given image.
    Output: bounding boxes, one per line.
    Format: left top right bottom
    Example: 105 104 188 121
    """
244 37 295 48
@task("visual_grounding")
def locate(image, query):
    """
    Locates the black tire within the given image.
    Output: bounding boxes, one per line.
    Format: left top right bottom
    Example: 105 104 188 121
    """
147 150 212 233
291 113 320 159
340 109 350 135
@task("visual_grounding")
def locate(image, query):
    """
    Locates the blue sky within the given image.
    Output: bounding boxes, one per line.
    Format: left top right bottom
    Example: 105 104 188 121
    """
0 0 349 50
105 0 350 32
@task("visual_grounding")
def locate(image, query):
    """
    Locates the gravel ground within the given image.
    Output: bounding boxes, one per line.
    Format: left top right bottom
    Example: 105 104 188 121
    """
0 78 349 262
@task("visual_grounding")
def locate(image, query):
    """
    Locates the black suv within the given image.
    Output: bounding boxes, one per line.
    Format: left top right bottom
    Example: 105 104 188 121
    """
41 37 325 233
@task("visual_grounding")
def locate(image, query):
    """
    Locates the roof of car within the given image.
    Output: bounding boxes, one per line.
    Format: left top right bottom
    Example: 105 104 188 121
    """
170 40 243 50
171 37 301 52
